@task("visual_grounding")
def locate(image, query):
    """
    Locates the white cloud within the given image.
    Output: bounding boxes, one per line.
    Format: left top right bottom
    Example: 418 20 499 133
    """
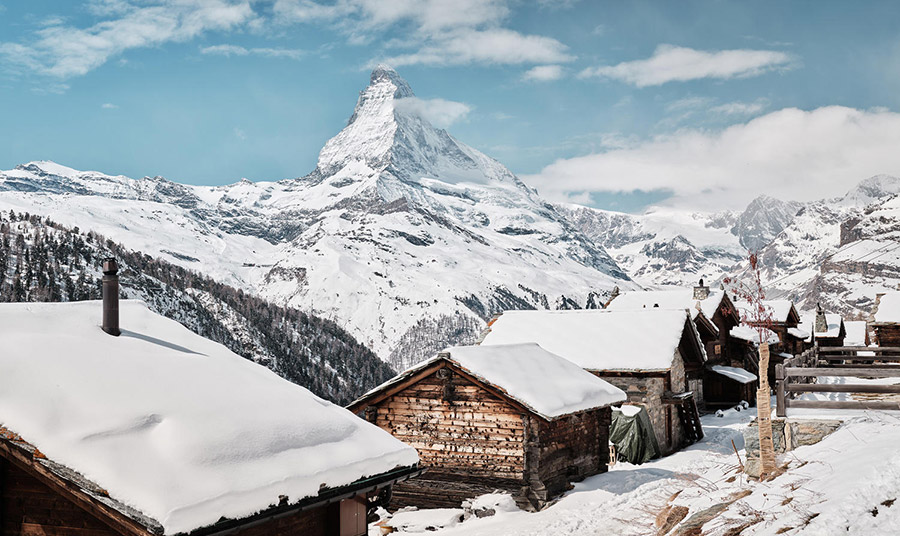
382 28 573 67
201 44 304 59
579 44 794 87
394 97 472 128
101 102 118 109
709 99 769 116
274 0 573 67
0 0 256 78
522 64 564 82
523 106 900 210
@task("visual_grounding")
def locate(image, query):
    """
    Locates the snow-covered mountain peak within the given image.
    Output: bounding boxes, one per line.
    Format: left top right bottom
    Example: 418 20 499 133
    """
840 174 900 207
314 66 519 190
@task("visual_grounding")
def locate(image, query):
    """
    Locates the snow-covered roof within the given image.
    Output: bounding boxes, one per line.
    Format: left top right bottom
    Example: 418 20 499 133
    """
710 365 757 385
736 299 797 324
787 326 810 340
730 324 781 345
874 292 900 323
606 288 726 322
480 309 702 372
353 343 626 421
0 301 418 535
844 320 870 347
799 313 845 341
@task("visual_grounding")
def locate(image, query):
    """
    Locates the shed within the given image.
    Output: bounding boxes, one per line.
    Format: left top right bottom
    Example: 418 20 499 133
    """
347 343 626 510
798 308 846 348
0 301 421 536
478 309 707 456
844 320 871 347
872 292 900 347
606 282 757 408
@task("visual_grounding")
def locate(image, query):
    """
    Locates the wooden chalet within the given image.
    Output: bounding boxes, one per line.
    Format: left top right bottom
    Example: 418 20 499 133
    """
0 294 421 536
478 309 707 456
872 291 900 347
844 320 871 347
738 299 805 385
799 305 847 348
605 281 758 408
347 343 626 511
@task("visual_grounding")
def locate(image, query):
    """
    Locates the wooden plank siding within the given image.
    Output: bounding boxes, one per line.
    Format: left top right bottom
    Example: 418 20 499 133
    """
376 369 529 508
1 458 120 536
367 364 611 511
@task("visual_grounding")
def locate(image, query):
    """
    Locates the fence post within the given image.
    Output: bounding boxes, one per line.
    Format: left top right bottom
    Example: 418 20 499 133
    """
775 363 786 418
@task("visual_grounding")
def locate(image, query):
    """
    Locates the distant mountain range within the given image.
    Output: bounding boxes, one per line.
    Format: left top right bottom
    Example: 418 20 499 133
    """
2 66 899 379
0 66 633 370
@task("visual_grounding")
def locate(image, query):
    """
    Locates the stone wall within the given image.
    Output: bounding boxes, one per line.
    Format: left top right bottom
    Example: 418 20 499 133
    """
743 418 841 477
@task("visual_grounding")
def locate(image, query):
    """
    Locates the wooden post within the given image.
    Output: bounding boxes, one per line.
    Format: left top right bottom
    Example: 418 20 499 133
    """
775 364 786 418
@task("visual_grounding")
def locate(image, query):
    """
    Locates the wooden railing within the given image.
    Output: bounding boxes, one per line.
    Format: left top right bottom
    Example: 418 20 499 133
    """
775 346 900 417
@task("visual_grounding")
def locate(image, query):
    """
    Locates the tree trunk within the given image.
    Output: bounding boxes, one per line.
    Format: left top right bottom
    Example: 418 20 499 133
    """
756 343 777 478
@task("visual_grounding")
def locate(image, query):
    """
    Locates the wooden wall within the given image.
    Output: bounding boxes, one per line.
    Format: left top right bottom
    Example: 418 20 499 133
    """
372 367 528 509
874 325 900 347
368 364 611 511
1 457 120 536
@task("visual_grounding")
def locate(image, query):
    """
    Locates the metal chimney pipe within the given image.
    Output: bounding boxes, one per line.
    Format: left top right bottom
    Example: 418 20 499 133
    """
102 258 120 336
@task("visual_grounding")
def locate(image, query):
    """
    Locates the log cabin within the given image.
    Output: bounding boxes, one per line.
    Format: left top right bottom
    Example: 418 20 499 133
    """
0 292 420 536
478 309 707 456
347 343 626 511
798 305 846 348
872 292 900 347
844 320 871 347
737 299 805 385
605 281 757 408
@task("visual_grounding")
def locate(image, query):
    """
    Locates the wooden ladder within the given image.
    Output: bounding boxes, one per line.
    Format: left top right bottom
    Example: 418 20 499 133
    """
676 397 704 444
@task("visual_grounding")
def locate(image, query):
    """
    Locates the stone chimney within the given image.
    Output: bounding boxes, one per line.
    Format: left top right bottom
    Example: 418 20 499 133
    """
815 302 827 334
693 278 710 300
102 258 120 336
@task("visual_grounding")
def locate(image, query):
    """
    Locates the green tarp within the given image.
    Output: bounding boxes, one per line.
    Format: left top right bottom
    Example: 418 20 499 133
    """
610 406 661 465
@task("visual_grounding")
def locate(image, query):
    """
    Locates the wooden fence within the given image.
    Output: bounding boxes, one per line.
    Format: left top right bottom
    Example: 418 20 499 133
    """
775 346 900 417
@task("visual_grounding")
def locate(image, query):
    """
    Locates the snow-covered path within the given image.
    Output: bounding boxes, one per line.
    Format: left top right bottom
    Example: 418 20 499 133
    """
377 405 900 535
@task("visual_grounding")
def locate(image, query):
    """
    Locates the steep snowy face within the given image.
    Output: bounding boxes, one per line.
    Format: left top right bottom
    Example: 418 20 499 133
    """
731 195 803 252
838 174 900 207
314 64 516 191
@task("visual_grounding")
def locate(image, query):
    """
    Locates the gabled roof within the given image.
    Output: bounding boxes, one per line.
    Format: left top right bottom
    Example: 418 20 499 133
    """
350 343 626 421
730 324 781 346
799 313 846 342
737 299 800 325
0 301 418 536
606 288 727 321
479 309 705 372
873 292 900 324
844 320 871 347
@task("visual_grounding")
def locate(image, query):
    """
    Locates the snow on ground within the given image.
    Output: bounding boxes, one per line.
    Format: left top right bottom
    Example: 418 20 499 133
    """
376 402 900 535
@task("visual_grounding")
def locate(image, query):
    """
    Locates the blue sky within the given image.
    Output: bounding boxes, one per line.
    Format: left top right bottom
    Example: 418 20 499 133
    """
2 1 900 212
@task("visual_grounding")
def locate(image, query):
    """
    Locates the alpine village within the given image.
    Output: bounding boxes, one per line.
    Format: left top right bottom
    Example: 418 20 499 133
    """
3 3 900 535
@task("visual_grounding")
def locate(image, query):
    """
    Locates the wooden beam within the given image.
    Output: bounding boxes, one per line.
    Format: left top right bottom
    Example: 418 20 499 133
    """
786 384 900 394
784 367 900 378
817 356 900 362
0 441 152 536
787 400 900 410
818 346 900 353
347 361 447 413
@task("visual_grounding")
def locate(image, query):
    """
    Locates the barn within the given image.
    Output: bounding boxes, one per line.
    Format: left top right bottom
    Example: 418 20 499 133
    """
605 281 757 408
478 309 708 456
872 291 900 347
0 296 420 536
799 305 847 348
347 343 626 510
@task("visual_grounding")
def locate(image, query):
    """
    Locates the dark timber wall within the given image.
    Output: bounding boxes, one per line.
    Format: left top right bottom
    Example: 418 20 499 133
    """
366 365 609 510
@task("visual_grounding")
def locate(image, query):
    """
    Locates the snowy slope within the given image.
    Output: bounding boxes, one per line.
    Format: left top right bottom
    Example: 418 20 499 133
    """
0 66 632 369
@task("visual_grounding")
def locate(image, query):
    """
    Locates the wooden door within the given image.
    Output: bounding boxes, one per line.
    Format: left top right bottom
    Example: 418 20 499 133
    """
339 496 367 536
